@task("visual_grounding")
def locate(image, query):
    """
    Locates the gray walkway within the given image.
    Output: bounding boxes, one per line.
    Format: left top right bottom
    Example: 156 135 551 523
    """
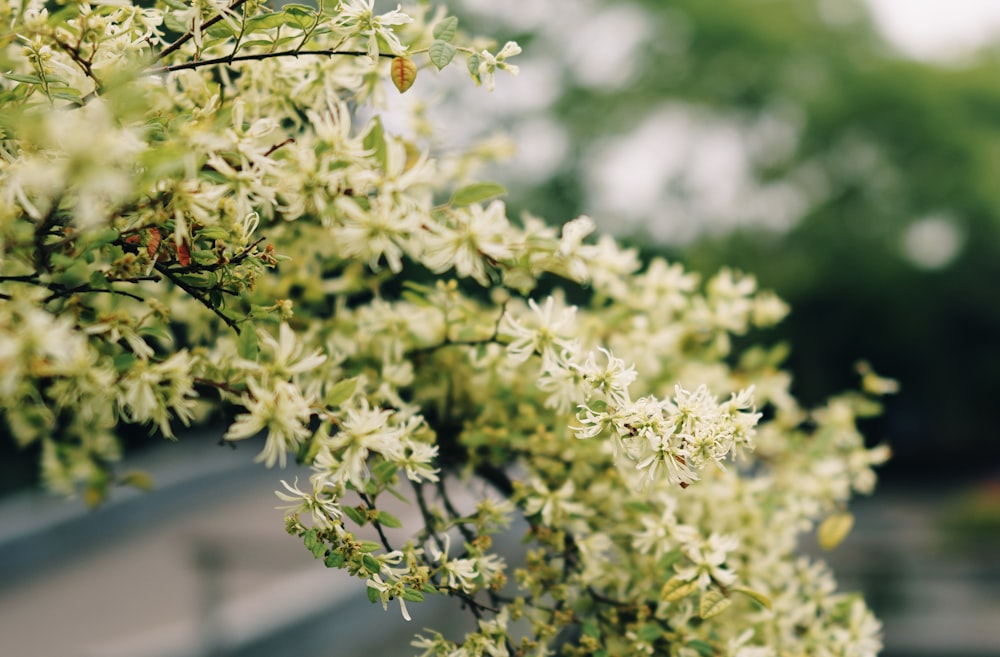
1 435 998 657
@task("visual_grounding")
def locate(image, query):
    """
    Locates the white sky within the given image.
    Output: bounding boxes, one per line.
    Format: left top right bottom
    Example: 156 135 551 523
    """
865 0 1000 60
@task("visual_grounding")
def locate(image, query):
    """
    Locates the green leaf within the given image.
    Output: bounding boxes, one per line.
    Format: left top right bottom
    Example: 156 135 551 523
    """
818 512 855 550
660 575 699 602
325 377 357 406
303 528 320 550
363 116 387 170
88 270 110 290
401 587 425 602
433 16 458 42
657 547 684 571
636 624 661 642
113 352 137 374
51 89 83 105
283 3 317 29
699 589 732 619
376 511 403 529
372 459 398 483
467 52 482 83
367 585 380 603
137 323 173 345
362 553 381 573
324 551 346 568
686 639 716 657
3 72 44 85
358 541 381 553
731 585 772 610
450 182 507 207
237 323 259 360
246 11 286 31
587 399 609 413
344 505 366 526
196 225 230 241
428 40 457 70
206 22 237 38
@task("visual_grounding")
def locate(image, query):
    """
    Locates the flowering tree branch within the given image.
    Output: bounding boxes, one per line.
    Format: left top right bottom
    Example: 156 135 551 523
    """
0 1 895 655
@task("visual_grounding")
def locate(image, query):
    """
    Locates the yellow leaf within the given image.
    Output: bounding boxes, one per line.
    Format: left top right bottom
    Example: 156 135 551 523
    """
661 575 699 602
391 57 417 93
731 585 772 609
818 511 855 550
699 589 732 619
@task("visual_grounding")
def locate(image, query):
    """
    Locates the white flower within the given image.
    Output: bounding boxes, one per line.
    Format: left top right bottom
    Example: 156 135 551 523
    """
335 0 412 58
225 379 314 468
501 296 578 363
275 477 342 527
475 41 521 91
674 533 740 589
420 200 515 285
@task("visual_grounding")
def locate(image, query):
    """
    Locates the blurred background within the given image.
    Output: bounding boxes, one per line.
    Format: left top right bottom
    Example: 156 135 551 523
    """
2 0 1000 655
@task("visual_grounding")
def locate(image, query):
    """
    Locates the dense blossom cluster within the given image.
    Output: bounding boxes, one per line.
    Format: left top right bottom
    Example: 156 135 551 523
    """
0 1 892 655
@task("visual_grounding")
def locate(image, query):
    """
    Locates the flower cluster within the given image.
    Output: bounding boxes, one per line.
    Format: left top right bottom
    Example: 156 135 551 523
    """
1 1 891 656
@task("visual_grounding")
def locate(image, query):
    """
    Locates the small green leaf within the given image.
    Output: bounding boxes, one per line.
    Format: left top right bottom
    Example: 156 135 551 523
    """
362 553 381 573
366 585 380 603
344 505 366 526
818 511 855 550
113 352 137 373
657 547 684 571
283 3 317 29
699 589 732 619
246 11 286 31
363 116 387 170
450 182 507 207
686 639 716 657
358 541 381 553
587 399 609 413
237 323 259 359
3 72 44 85
636 624 661 642
372 459 398 483
325 378 357 406
467 52 482 83
661 575 699 602
731 585 772 610
401 587 425 602
428 40 457 70
324 551 346 568
303 528 320 550
432 16 458 42
138 323 173 345
88 270 110 290
376 511 403 528
196 225 230 241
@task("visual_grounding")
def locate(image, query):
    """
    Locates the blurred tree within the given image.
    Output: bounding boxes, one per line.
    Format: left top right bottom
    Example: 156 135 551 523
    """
456 0 1000 477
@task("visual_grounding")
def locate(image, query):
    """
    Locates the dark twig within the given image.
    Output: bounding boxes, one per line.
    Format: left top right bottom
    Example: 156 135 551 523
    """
148 48 393 75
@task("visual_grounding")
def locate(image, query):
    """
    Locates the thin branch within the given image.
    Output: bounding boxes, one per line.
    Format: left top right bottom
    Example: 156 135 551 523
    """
148 48 394 75
359 492 395 553
155 0 252 62
436 477 476 545
155 262 242 334
409 478 446 553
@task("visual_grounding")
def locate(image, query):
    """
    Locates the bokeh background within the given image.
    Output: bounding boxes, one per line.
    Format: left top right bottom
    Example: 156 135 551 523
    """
2 1 999 656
